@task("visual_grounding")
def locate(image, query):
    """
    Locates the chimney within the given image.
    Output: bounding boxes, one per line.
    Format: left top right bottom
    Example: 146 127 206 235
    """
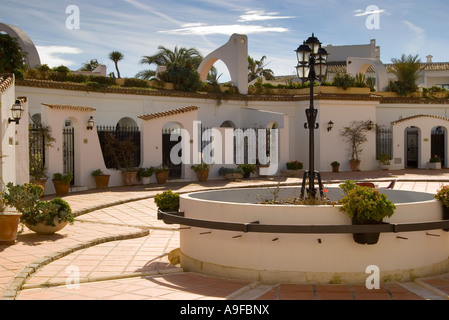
426 55 433 63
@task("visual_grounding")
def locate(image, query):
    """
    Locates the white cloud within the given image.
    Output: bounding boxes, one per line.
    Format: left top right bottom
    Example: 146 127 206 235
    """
402 20 425 54
238 10 294 22
159 24 289 36
354 6 389 17
36 46 82 67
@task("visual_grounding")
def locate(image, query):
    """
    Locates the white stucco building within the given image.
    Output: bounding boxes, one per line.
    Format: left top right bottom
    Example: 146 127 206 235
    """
2 27 449 194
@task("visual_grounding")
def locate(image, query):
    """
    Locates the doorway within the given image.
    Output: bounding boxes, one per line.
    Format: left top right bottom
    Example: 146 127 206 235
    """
406 128 419 168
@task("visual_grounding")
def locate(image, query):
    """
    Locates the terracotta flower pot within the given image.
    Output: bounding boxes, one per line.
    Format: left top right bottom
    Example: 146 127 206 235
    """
52 180 70 196
156 171 169 184
0 211 22 244
195 169 209 182
25 220 69 235
122 171 137 186
94 175 110 189
30 179 47 195
350 159 361 171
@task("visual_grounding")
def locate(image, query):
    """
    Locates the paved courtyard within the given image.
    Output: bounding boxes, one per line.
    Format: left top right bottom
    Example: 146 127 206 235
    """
2 169 449 304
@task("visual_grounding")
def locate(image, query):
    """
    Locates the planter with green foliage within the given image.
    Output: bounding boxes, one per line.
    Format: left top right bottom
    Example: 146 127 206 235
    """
218 167 244 180
282 161 303 177
52 172 72 196
339 180 396 245
5 183 74 235
378 153 391 170
428 155 442 170
191 163 210 182
331 161 340 172
238 164 257 179
92 169 110 189
137 167 154 185
154 166 169 184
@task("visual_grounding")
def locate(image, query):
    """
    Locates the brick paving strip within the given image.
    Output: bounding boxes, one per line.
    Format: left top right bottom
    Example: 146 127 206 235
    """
3 170 449 300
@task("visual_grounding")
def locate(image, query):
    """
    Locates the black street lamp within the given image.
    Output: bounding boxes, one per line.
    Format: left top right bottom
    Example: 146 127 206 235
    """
295 33 328 199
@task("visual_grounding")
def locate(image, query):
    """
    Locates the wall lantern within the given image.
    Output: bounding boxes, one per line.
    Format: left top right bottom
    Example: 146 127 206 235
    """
87 116 95 130
8 99 24 125
327 121 334 132
367 120 375 131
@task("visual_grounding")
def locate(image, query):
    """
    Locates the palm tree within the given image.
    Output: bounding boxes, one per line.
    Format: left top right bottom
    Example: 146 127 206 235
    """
140 46 203 71
388 54 423 96
248 55 275 82
79 59 99 71
108 51 124 79
135 69 156 80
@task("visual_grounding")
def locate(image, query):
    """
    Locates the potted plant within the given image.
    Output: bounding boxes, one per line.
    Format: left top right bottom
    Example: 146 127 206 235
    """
154 189 180 212
29 154 48 194
0 187 22 244
218 167 244 180
340 120 373 171
154 165 169 184
5 183 74 235
339 180 396 245
428 155 442 170
238 164 257 179
434 185 449 231
281 161 303 177
52 172 72 196
91 169 110 189
191 163 210 182
137 167 154 185
331 161 340 172
379 153 391 170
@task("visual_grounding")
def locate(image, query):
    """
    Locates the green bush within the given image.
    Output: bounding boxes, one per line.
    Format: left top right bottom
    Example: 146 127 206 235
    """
218 167 244 176
332 73 355 90
123 78 150 88
154 190 180 211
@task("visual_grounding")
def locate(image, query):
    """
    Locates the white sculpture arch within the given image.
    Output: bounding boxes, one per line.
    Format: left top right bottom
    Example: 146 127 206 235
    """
0 23 41 69
346 57 388 92
198 34 248 94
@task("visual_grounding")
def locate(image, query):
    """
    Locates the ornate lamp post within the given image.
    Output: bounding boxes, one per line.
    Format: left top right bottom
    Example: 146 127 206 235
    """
295 33 328 199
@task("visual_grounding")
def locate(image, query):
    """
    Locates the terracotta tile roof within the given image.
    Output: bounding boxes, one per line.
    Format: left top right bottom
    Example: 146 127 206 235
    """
391 114 449 125
0 75 14 93
139 106 199 121
42 103 96 112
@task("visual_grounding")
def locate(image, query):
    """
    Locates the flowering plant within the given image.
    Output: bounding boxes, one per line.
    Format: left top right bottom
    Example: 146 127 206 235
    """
286 161 303 170
430 155 441 163
435 185 449 207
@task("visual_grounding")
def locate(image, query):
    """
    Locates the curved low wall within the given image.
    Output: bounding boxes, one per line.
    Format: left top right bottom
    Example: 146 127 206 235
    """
178 187 449 284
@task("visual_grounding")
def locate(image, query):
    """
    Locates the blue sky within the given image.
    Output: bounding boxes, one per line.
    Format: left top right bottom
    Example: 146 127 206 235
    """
1 0 448 81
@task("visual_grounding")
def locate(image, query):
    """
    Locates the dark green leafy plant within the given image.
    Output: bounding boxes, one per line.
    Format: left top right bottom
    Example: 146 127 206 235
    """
218 167 244 176
237 164 257 173
137 167 154 178
387 54 423 96
338 184 395 221
4 183 74 226
154 190 180 211
332 73 355 90
191 163 210 172
52 172 73 184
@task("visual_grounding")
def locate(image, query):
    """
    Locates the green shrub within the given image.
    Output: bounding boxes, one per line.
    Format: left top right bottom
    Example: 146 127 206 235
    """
154 190 180 211
123 78 150 88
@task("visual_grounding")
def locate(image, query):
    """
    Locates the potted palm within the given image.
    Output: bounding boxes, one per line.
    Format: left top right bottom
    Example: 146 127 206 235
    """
5 183 74 235
339 180 396 245
52 172 72 196
137 167 154 185
238 164 257 179
91 169 110 189
154 165 169 184
191 163 210 182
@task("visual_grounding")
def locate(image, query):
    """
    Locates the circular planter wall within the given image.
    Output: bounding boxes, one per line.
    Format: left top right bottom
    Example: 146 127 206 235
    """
176 187 449 284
